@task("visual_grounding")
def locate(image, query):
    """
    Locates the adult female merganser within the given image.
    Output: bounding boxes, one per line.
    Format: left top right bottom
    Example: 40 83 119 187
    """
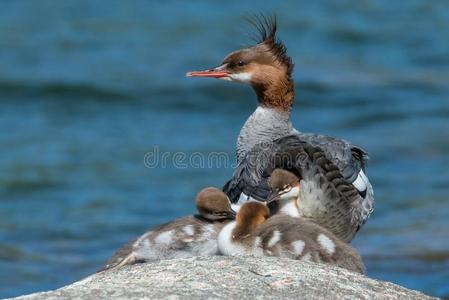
187 16 374 242
101 188 235 271
218 201 365 274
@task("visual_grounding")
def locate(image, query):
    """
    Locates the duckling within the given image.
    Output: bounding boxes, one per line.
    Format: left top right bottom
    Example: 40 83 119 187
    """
218 201 270 257
101 187 235 271
100 215 226 271
266 167 358 242
218 201 365 274
195 187 237 220
266 169 301 217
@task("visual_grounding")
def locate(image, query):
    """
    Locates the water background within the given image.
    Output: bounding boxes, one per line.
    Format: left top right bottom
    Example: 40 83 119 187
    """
1 1 448 298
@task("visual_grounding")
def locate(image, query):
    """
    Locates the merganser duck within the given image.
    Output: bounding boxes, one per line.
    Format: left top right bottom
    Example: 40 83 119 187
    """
101 188 235 271
225 136 367 242
187 15 374 242
195 187 237 220
266 168 301 217
101 216 226 271
218 201 365 274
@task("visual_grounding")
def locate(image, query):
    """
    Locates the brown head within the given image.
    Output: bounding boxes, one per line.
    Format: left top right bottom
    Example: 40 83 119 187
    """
195 187 236 221
233 201 270 239
267 169 301 203
187 15 294 112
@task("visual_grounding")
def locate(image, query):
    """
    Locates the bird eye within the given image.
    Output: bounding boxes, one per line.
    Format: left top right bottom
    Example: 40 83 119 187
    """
283 184 292 193
237 60 245 67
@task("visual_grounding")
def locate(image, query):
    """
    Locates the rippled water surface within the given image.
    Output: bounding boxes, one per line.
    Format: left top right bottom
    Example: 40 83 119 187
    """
1 1 448 298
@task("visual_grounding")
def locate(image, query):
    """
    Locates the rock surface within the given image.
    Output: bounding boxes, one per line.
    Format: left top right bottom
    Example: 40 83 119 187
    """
12 256 435 300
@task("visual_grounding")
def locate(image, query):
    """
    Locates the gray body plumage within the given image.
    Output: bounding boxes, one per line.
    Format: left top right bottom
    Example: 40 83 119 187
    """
225 106 374 241
237 106 370 186
236 106 294 163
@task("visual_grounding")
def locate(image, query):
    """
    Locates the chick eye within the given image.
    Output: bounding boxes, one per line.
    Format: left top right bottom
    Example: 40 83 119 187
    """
282 184 292 193
237 60 245 67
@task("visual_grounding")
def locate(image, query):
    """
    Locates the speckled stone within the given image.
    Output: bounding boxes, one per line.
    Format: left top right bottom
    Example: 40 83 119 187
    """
11 256 436 300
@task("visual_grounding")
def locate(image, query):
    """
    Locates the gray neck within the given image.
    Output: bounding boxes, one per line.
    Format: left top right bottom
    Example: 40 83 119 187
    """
236 106 295 162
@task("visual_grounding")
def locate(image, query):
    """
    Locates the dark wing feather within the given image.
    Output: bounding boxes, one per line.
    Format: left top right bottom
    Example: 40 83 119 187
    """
223 135 360 203
296 133 369 183
222 134 370 241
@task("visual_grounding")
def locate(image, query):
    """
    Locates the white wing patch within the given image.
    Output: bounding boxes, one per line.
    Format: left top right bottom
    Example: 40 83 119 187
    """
133 237 155 261
183 225 195 236
291 240 305 255
317 234 335 255
352 170 368 193
267 230 282 248
154 230 174 245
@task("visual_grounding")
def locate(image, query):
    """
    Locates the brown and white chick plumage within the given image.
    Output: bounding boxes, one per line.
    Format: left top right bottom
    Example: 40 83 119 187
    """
218 201 365 274
101 187 235 271
266 169 301 217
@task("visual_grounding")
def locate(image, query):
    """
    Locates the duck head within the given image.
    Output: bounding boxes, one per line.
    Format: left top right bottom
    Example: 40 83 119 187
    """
187 16 294 111
196 187 236 220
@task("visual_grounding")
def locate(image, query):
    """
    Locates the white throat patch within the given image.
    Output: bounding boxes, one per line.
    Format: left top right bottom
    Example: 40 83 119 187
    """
229 72 252 84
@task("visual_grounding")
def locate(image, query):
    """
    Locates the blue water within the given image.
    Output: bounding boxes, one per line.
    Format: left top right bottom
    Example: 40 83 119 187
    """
1 1 448 298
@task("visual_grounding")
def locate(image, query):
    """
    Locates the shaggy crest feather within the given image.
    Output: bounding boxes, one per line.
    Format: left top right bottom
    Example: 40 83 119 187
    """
246 14 294 76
